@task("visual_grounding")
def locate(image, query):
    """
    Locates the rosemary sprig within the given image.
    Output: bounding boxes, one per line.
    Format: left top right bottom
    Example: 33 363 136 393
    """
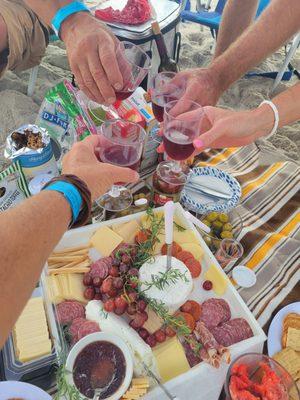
144 297 191 337
141 269 189 292
133 208 164 269
174 221 186 232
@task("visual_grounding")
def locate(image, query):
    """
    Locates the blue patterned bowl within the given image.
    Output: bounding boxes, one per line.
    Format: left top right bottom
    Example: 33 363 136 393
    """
181 166 241 214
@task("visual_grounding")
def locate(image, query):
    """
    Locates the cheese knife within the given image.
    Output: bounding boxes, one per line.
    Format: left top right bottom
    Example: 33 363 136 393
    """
185 181 232 199
164 201 175 271
142 362 179 400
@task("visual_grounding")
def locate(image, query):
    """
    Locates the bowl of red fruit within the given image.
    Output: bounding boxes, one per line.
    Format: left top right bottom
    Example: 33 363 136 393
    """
224 353 299 400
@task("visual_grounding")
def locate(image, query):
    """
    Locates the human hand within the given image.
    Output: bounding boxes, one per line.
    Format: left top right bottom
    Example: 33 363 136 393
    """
62 136 139 201
170 68 223 111
193 105 274 151
60 12 123 105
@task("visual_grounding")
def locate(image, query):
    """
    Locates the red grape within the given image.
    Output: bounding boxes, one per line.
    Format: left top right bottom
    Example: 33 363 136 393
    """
115 296 128 309
138 328 149 340
128 268 139 276
155 329 166 343
84 287 95 300
130 247 137 257
202 280 213 291
128 292 138 303
165 326 176 337
112 258 120 267
93 276 103 288
94 293 102 300
127 303 137 315
109 266 119 277
104 298 115 312
113 277 124 289
137 299 147 312
119 263 129 274
121 254 131 264
146 335 157 348
114 306 127 315
130 312 148 329
129 280 138 289
101 278 113 293
83 273 93 287
107 288 118 298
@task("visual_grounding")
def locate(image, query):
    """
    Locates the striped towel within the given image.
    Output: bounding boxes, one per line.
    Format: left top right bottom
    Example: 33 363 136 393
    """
195 143 300 327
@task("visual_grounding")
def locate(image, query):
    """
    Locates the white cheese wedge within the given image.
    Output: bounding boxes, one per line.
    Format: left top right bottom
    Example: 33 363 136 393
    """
86 300 159 379
139 256 193 314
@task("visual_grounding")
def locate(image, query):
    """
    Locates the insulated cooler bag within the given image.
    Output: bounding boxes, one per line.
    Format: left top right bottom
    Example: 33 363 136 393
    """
91 0 183 85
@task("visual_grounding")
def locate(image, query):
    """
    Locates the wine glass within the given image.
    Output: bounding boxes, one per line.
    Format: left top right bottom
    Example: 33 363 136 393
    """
114 41 151 101
156 99 204 185
150 72 184 123
96 119 146 212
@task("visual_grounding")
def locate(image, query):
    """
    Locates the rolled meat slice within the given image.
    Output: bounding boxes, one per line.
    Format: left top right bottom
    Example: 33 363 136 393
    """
90 258 111 279
211 318 253 347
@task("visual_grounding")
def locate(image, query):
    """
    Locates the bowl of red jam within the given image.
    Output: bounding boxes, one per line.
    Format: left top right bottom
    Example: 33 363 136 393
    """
66 332 133 400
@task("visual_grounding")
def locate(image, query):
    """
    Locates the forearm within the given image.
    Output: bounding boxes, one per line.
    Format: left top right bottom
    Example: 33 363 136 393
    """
0 191 71 347
211 0 300 92
214 0 259 58
252 82 300 135
23 0 75 25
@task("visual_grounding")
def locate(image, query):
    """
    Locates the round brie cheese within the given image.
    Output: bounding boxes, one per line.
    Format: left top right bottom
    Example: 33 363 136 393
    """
139 255 193 313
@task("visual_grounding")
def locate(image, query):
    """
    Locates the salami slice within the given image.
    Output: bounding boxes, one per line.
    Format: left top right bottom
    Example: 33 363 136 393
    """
95 0 151 26
57 301 85 325
199 298 231 329
211 318 253 347
90 258 110 279
69 317 86 342
77 320 100 341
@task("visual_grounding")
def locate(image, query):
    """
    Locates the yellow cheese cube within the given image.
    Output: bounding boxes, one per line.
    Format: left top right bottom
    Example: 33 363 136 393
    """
153 337 190 383
205 264 229 296
112 220 140 244
91 226 123 257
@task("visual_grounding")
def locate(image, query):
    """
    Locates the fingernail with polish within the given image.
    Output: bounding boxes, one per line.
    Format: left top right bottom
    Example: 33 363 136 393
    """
193 139 204 149
114 83 122 91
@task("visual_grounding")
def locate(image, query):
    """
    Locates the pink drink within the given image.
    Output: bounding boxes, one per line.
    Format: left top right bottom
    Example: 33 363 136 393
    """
115 90 134 101
152 102 164 122
163 129 195 161
100 145 140 171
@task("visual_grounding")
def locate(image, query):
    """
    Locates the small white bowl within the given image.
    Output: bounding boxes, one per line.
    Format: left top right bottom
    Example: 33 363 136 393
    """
232 265 257 288
0 381 51 400
66 332 134 400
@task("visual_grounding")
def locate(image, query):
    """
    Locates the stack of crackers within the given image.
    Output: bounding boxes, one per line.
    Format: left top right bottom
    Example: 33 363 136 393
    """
273 313 300 398
121 377 150 400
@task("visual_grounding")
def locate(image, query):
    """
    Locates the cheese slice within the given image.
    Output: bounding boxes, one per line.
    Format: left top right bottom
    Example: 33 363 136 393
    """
142 308 164 334
181 243 204 261
46 275 63 304
153 337 190 383
112 220 140 244
67 274 87 304
90 226 123 256
205 264 228 295
173 229 198 245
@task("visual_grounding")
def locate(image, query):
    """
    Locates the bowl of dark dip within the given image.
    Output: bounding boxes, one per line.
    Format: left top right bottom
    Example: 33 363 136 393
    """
66 332 133 399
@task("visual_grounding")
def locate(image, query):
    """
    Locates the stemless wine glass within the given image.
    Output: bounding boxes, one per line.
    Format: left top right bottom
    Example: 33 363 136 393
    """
150 72 184 123
156 99 204 186
96 119 146 212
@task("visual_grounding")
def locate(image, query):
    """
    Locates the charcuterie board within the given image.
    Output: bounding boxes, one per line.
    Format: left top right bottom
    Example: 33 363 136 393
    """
41 203 266 400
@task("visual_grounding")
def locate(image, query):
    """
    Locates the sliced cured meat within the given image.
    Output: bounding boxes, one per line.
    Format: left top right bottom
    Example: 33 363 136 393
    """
95 0 151 26
211 318 253 347
199 298 231 329
90 258 111 279
184 258 201 278
77 320 100 341
57 301 85 325
69 317 86 342
176 251 194 263
181 339 201 368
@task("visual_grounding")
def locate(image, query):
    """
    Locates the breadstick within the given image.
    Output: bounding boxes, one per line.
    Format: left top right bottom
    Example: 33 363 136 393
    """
49 267 90 275
48 255 86 264
52 244 90 254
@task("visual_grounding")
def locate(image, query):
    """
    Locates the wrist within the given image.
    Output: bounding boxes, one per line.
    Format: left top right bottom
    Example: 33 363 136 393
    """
60 11 92 42
252 104 276 137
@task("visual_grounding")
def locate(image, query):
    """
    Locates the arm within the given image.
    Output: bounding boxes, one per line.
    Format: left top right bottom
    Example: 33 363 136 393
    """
193 82 300 150
174 0 300 106
214 0 259 58
0 136 138 348
24 0 123 105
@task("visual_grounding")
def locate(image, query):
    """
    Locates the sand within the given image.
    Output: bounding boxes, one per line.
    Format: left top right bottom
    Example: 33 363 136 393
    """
0 0 299 162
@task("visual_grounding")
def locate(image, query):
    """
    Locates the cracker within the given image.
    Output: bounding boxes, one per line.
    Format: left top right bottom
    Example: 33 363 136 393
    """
286 327 300 351
273 347 300 378
282 313 300 348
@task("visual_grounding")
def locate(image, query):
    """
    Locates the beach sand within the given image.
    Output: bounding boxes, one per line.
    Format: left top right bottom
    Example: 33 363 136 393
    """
0 0 299 161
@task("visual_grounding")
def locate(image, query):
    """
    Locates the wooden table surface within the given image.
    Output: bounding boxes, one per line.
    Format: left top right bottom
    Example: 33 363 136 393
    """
219 281 300 399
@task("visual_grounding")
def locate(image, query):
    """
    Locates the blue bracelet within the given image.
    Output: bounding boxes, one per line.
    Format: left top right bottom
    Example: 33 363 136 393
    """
51 1 90 38
43 181 82 225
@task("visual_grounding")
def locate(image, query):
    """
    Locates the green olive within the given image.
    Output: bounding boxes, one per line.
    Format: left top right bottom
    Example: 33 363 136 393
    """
202 219 211 227
218 213 229 223
206 212 218 222
223 223 233 232
212 220 223 231
220 230 234 239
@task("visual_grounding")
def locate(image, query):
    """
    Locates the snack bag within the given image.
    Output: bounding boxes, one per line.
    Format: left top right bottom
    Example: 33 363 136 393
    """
36 80 95 165
0 161 30 213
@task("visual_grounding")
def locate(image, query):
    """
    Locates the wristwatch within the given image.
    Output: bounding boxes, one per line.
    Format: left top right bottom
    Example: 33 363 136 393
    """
51 1 91 39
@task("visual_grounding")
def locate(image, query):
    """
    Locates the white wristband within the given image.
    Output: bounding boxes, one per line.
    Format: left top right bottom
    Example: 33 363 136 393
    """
259 100 279 139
